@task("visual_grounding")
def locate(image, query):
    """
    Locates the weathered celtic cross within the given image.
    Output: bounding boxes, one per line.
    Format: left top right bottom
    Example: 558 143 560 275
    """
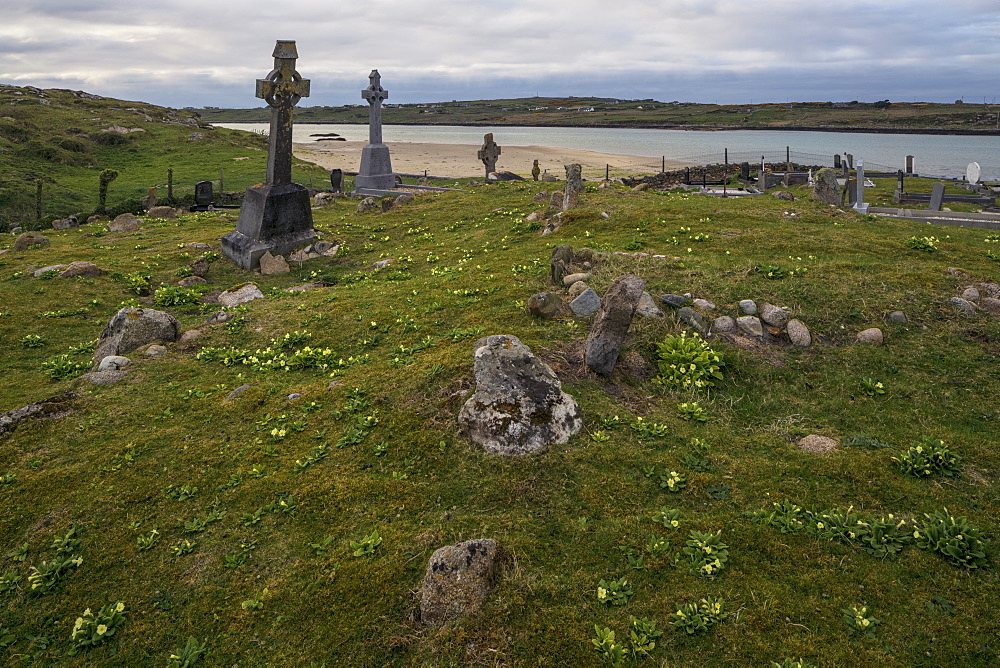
477 133 501 178
220 40 315 270
362 70 388 145
257 41 310 185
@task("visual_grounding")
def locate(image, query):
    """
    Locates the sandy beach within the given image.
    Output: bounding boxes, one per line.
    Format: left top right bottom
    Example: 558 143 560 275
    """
294 140 688 181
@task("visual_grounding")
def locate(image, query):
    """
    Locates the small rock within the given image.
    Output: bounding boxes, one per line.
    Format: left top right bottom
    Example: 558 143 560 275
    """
188 257 210 277
143 345 167 356
856 328 884 344
218 283 264 307
51 216 79 230
799 435 839 453
313 192 336 206
420 539 504 626
737 315 764 337
79 369 130 385
585 275 646 374
712 316 736 332
979 283 1000 299
772 190 795 200
786 319 811 347
677 307 708 334
691 298 716 311
187 243 213 250
205 310 234 325
949 297 977 316
392 193 414 209
357 196 379 213
287 393 301 400
569 288 601 316
367 258 394 270
961 287 981 301
946 267 970 278
739 299 758 315
284 282 322 292
563 272 592 286
759 303 790 328
145 206 177 219
660 294 687 308
93 307 180 364
600 212 610 219
33 264 67 277
886 311 907 324
548 192 563 209
97 355 131 372
13 231 49 251
107 213 139 232
567 281 590 299
288 249 310 263
525 211 542 222
179 329 202 342
178 276 208 288
259 251 290 275
979 297 1000 315
224 384 252 402
632 183 650 192
526 292 565 320
636 292 664 318
59 261 101 278
531 191 549 202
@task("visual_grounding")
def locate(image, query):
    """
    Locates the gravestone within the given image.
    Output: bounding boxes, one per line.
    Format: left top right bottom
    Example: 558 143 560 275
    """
905 155 915 174
355 70 395 191
221 41 315 270
531 159 540 181
966 162 981 184
833 154 842 169
563 163 582 211
739 162 750 180
845 153 854 169
329 168 343 193
142 187 157 211
853 160 868 214
842 161 849 179
477 133 501 179
195 180 213 207
929 183 945 211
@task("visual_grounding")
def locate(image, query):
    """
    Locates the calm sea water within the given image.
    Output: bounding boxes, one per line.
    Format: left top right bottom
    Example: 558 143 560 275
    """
217 123 1000 181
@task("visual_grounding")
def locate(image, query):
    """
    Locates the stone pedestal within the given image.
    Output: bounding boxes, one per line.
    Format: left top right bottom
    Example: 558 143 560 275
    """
221 182 315 270
356 143 395 191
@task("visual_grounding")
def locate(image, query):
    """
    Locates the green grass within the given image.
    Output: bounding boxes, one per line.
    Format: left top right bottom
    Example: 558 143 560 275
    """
0 101 999 667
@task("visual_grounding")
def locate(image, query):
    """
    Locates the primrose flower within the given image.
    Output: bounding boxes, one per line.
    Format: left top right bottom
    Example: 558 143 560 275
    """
597 587 607 600
96 624 108 635
115 602 125 612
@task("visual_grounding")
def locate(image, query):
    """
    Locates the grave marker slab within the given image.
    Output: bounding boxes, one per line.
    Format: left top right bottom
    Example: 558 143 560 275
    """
929 183 945 211
853 159 868 214
355 70 395 191
221 40 315 270
477 133 501 179
966 162 981 184
195 180 213 206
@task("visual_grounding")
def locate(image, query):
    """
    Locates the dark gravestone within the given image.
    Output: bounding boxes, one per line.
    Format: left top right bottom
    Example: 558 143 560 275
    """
833 154 842 169
355 70 395 191
739 162 750 180
329 169 343 193
221 41 315 270
195 180 213 206
584 274 645 376
477 133 501 179
905 155 915 174
845 153 854 169
929 183 945 211
846 179 858 205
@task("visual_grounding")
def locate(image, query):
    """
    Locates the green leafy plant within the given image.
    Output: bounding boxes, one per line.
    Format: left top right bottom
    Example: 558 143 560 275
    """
0 572 22 594
136 529 160 552
27 554 83 596
652 332 724 391
653 507 682 529
913 509 988 569
861 377 885 396
627 616 662 656
591 625 626 666
842 605 879 637
171 539 197 557
71 601 126 648
906 235 939 251
683 530 729 579
892 437 960 477
40 354 89 380
164 484 200 501
772 659 818 668
241 588 267 610
677 401 709 422
672 597 725 634
658 470 687 493
152 285 202 307
19 334 46 347
596 577 633 606
350 530 382 557
167 636 208 667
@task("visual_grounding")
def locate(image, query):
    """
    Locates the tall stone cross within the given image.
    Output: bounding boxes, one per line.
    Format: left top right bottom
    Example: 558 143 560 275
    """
256 40 310 186
362 70 388 145
478 133 501 178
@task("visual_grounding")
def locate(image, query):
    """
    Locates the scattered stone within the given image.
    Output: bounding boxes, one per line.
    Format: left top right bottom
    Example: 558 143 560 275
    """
691 298 716 311
526 292 565 320
87 215 108 225
799 435 839 453
315 241 337 255
786 319 811 347
567 281 590 299
949 297 977 316
392 193 414 209
736 315 764 337
961 286 981 301
93 307 181 364
357 196 379 213
367 258 394 270
979 298 1000 315
178 276 208 287
259 251 290 274
107 213 140 232
759 303 790 328
946 267 969 278
224 384 252 402
677 307 708 334
979 283 1000 299
812 168 842 206
51 216 79 230
772 190 795 200
739 299 758 315
856 328 884 344
313 192 336 206
59 261 101 278
886 311 907 323
569 288 601 316
531 191 549 202
13 231 49 251
458 335 582 455
550 245 573 285
0 391 78 437
541 173 557 182
288 248 310 263
548 192 563 209
585 274 646 375
712 316 736 333
205 310 234 325
97 355 132 372
563 272 591 286
179 329 202 342
143 345 167 356
660 294 687 308
420 539 504 626
525 211 542 222
380 198 394 213
632 183 650 192
563 163 583 211
33 264 67 277
636 292 664 318
600 211 610 219
78 369 131 385
218 282 264 307
146 206 177 219
284 282 323 292
287 393 301 400
188 243 213 251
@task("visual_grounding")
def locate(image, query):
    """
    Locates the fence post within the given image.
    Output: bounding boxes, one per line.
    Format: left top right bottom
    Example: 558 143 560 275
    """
605 164 609 181
167 168 174 201
724 148 728 166
786 146 791 172
35 180 42 221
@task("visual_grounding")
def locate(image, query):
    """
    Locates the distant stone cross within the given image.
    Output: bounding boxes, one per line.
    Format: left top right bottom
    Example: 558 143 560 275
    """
478 133 501 178
256 40 310 186
362 70 388 145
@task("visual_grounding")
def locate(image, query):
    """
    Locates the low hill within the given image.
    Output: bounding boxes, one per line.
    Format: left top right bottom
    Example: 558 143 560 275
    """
198 96 1000 134
0 167 997 664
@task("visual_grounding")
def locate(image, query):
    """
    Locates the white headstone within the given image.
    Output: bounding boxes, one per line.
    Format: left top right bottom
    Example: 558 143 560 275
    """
966 162 981 184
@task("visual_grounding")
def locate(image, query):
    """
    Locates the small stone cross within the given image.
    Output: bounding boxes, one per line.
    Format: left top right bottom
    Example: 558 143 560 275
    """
256 40 310 186
477 133 501 178
362 70 388 145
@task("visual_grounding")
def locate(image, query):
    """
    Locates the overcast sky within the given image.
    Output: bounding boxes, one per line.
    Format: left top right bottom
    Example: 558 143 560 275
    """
2 1 998 108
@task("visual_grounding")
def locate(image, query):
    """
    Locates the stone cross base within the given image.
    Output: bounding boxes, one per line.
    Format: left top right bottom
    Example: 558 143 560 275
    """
356 143 395 191
221 182 315 270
